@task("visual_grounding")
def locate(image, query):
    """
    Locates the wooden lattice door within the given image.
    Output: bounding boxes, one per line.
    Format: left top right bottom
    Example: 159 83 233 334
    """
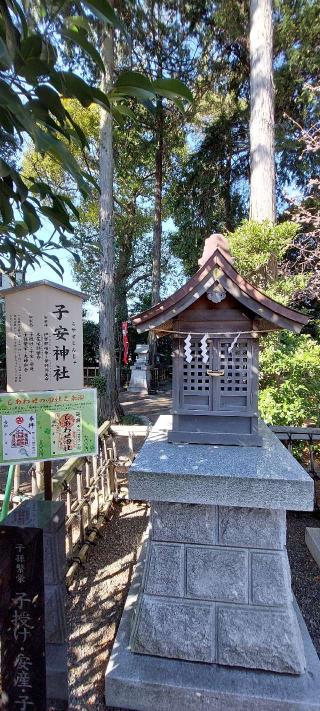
181 337 253 413
182 338 211 411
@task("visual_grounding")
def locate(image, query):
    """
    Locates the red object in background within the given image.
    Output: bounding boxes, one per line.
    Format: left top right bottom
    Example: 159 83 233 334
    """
122 321 129 364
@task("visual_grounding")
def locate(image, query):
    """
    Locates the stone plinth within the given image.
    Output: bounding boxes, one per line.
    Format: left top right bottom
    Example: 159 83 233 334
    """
128 344 151 394
105 417 319 709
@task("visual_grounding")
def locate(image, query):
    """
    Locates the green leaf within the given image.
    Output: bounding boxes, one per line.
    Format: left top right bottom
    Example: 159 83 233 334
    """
35 84 66 123
40 206 74 232
20 34 43 61
0 159 11 178
153 78 193 103
51 71 94 107
115 71 154 93
82 0 125 32
0 37 13 68
0 189 13 224
10 0 28 39
62 28 105 74
91 86 110 110
65 110 87 148
33 128 92 196
65 16 92 32
14 220 29 237
18 58 52 82
22 201 41 233
112 102 136 120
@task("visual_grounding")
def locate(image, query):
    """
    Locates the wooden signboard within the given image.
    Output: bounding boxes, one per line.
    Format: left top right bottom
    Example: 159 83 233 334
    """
2 281 85 393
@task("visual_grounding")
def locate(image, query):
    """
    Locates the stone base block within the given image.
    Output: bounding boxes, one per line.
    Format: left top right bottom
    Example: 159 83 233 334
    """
105 546 320 711
305 527 320 569
47 643 68 706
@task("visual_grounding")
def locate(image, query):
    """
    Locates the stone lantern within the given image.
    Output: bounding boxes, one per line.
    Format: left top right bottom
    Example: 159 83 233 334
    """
131 234 308 445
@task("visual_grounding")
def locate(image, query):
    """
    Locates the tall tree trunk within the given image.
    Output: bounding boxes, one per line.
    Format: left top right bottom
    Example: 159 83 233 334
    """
99 9 122 422
149 98 164 365
249 0 275 224
151 99 164 306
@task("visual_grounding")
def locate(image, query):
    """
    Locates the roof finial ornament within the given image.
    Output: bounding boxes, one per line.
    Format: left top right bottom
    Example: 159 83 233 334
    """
198 233 232 268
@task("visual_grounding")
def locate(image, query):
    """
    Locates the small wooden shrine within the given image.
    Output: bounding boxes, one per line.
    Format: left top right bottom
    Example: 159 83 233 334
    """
132 234 308 446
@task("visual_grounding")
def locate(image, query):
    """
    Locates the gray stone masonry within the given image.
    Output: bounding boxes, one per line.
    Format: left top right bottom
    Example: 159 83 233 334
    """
106 538 320 711
131 502 306 674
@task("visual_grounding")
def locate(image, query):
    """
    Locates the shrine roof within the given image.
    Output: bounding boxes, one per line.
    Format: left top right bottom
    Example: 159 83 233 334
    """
132 233 308 334
0 279 86 299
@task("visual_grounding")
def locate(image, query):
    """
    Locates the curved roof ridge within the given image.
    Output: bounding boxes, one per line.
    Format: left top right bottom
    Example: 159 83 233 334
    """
132 233 308 333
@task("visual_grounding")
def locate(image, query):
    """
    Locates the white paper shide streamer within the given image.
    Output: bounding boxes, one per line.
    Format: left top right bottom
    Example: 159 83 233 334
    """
184 333 192 363
228 332 241 354
200 333 209 364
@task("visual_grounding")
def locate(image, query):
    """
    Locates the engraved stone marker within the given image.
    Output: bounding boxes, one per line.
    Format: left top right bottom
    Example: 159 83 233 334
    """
0 525 46 711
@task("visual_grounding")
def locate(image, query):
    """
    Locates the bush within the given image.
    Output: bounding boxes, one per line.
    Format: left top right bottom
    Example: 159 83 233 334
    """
228 220 319 426
259 331 320 426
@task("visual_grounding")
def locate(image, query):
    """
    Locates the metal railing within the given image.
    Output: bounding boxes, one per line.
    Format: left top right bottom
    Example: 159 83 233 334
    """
0 420 150 586
271 426 320 479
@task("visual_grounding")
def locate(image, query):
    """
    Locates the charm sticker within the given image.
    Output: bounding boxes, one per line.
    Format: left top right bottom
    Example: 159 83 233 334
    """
51 410 82 454
51 410 82 455
2 413 37 460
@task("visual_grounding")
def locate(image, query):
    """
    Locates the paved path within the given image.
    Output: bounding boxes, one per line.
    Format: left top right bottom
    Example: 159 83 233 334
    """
119 389 171 425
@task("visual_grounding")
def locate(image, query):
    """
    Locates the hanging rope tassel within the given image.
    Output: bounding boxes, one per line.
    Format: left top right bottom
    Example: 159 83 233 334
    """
227 332 241 354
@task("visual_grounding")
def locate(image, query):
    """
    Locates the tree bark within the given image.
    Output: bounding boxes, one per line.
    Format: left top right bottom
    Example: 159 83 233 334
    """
249 0 275 224
99 9 122 423
149 98 164 365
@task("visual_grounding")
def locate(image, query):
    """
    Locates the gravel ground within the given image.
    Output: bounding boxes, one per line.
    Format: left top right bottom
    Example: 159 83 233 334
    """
287 509 320 655
67 499 149 711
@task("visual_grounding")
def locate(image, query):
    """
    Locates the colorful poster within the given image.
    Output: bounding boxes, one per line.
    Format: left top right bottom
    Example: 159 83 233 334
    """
0 389 97 465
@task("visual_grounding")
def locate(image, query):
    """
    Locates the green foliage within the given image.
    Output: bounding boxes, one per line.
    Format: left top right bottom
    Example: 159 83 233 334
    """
265 275 309 306
120 414 144 425
0 1 192 279
227 220 319 427
91 374 107 394
228 220 299 288
259 331 320 426
83 319 99 365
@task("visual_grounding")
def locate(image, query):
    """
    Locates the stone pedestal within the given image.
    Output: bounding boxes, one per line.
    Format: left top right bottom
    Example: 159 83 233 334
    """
128 344 151 394
131 502 305 674
106 416 320 709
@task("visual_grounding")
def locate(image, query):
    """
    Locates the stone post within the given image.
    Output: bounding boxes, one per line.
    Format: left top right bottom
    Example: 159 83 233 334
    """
105 416 320 710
